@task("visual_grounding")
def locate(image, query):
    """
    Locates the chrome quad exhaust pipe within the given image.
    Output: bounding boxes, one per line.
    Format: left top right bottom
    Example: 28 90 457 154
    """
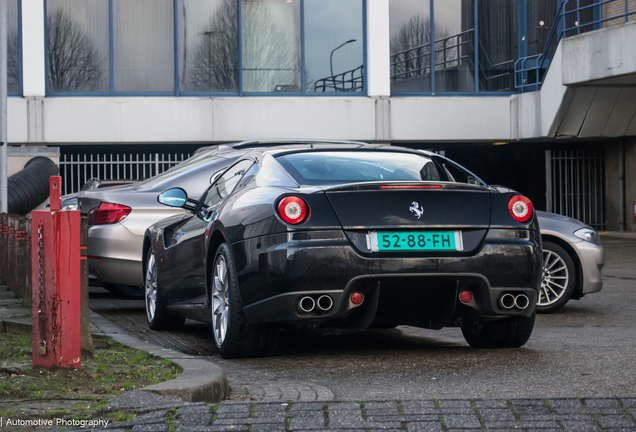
299 296 316 313
317 295 333 312
498 293 530 310
499 293 516 310
514 294 529 310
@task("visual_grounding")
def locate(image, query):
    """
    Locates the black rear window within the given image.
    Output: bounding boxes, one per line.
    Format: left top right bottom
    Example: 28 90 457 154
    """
276 151 454 186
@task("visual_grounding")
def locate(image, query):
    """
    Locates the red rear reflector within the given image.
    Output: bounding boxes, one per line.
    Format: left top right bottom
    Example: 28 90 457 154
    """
459 290 473 303
87 203 132 226
381 185 442 189
277 196 310 225
508 195 533 223
350 292 364 305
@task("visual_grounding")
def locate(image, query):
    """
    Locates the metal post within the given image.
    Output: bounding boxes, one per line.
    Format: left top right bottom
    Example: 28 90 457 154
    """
0 0 8 213
619 139 625 231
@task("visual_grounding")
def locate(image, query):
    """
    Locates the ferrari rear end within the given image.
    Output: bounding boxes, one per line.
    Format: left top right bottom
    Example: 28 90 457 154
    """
234 149 542 348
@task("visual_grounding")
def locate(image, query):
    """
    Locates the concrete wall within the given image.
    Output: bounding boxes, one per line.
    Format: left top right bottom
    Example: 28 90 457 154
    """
605 137 636 232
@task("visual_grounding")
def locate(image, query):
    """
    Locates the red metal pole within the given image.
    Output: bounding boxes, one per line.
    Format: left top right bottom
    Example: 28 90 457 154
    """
31 176 81 370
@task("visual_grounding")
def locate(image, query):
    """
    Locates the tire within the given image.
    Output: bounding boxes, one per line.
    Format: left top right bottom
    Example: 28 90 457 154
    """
461 313 536 348
537 241 576 314
145 249 185 331
211 243 278 359
102 282 145 300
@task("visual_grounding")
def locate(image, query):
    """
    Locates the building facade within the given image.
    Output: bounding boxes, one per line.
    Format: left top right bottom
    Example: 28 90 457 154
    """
4 0 636 231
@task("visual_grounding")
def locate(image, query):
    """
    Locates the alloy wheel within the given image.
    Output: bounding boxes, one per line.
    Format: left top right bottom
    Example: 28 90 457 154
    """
212 255 230 346
145 252 157 322
539 249 569 306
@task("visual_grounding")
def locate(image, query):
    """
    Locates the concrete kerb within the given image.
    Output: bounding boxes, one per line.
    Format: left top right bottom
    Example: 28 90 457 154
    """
89 312 229 403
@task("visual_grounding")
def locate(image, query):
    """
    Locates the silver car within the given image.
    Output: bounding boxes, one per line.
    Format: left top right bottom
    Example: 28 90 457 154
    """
536 210 605 313
79 144 247 297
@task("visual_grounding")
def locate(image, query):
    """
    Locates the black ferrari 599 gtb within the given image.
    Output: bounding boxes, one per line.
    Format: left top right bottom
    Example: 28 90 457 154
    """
143 142 542 358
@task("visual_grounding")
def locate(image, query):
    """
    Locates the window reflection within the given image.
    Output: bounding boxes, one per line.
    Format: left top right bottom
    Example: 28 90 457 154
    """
7 0 20 93
433 0 475 92
46 0 109 92
305 0 363 93
178 0 239 93
390 0 432 93
112 0 174 92
478 0 518 92
241 0 301 93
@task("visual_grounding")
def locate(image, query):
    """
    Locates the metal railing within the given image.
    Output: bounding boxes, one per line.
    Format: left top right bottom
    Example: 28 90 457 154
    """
546 149 605 229
515 0 636 92
313 65 364 92
59 152 190 195
390 29 516 92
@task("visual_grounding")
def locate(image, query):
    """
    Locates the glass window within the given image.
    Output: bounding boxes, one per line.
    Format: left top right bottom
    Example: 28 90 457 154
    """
241 0 301 93
177 0 239 93
527 0 558 56
46 0 110 92
305 0 363 93
390 0 432 93
7 0 20 94
112 0 174 92
277 151 455 186
204 159 254 208
433 0 475 92
478 0 518 92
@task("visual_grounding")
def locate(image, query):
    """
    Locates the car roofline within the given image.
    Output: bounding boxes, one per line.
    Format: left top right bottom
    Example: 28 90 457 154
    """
231 139 373 149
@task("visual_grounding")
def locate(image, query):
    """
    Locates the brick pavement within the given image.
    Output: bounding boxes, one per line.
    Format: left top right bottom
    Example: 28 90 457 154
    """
66 397 636 431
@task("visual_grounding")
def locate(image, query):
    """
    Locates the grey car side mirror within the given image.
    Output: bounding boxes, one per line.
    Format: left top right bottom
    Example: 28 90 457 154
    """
158 188 188 208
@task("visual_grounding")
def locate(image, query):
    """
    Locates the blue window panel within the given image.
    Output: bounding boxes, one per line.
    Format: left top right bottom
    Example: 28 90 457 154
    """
44 0 367 97
8 0 22 96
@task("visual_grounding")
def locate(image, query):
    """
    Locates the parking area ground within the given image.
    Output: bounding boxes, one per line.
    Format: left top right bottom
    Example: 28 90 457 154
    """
90 236 636 406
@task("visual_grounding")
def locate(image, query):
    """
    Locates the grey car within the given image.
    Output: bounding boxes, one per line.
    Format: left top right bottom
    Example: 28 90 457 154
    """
536 210 604 313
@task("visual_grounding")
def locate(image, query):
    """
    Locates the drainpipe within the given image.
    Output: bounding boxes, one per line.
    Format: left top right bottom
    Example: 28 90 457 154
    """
619 139 625 232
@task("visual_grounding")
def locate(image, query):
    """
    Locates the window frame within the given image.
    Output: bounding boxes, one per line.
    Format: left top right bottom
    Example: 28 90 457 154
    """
44 0 367 97
389 0 520 97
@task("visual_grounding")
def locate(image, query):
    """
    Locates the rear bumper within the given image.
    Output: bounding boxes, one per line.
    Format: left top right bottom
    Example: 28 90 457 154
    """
87 223 143 287
232 228 542 328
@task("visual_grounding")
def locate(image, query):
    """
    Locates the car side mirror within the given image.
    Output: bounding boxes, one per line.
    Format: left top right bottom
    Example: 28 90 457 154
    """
158 188 188 208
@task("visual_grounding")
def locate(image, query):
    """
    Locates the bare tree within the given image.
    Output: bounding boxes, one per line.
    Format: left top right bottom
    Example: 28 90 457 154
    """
47 9 105 92
186 0 297 92
241 1 299 92
186 0 239 92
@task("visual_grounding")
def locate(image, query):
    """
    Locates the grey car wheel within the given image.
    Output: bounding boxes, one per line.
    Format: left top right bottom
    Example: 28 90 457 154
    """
212 254 230 346
537 241 576 313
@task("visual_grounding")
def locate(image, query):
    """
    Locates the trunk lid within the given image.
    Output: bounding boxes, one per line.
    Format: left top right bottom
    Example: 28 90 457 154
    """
324 183 491 254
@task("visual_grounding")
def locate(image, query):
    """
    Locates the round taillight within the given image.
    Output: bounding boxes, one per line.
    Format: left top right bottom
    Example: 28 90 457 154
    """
277 196 310 225
350 292 364 306
508 195 533 223
459 290 472 303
